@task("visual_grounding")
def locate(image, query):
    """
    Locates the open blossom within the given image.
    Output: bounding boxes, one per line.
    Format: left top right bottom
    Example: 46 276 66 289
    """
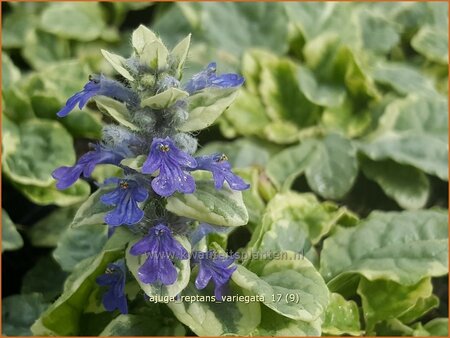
142 137 197 197
57 74 138 117
129 224 189 285
194 153 250 190
96 260 128 314
192 250 237 299
184 62 244 94
101 178 149 228
52 144 128 190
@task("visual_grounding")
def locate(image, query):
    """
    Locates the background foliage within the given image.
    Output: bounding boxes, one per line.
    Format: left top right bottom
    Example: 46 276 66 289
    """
2 1 448 336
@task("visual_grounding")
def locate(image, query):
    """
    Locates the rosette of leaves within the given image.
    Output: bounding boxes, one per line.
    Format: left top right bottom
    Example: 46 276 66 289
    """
196 2 447 210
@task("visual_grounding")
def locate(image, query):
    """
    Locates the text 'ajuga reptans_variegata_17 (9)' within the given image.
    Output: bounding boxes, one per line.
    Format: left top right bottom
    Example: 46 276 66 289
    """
51 25 247 314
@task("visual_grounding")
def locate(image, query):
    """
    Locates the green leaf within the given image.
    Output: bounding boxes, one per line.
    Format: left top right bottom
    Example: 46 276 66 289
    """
322 293 361 336
167 282 261 336
221 88 270 136
372 61 436 96
266 140 317 191
360 94 448 180
263 121 300 145
423 318 448 336
2 209 23 252
179 87 240 132
2 293 49 336
31 242 125 336
233 256 329 322
360 157 430 210
297 66 346 107
141 88 189 109
28 204 79 247
305 134 358 200
200 2 289 56
120 155 146 172
3 88 35 123
56 109 102 139
170 34 191 80
53 225 108 272
357 10 400 54
2 10 36 49
13 180 90 207
357 277 433 332
70 186 114 228
253 306 321 336
21 256 68 302
22 29 71 69
94 96 139 130
411 26 448 64
126 235 191 298
40 3 106 41
2 118 75 187
2 52 21 89
166 180 249 227
131 25 158 55
99 314 186 336
101 49 135 82
397 295 439 324
320 210 448 289
259 58 319 128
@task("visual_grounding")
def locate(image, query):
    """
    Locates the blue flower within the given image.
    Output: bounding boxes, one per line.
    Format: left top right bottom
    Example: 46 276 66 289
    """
142 137 197 197
101 177 149 228
192 251 237 299
129 224 189 285
52 144 128 189
57 74 138 117
96 260 128 314
194 153 250 190
184 62 244 94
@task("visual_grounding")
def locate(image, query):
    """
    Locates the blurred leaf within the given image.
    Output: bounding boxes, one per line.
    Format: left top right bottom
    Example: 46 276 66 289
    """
31 237 125 336
360 94 448 180
167 282 260 336
266 140 316 191
21 256 68 301
2 209 23 252
53 224 108 272
234 256 329 321
321 210 448 290
423 318 448 336
322 293 361 336
14 180 90 207
412 26 448 65
253 305 321 336
2 52 21 90
2 117 75 187
305 134 358 200
166 180 249 227
2 10 37 49
28 204 79 247
397 295 439 324
22 29 71 70
358 277 433 332
360 157 430 210
200 2 289 57
3 88 35 123
99 314 186 336
2 293 49 336
40 3 106 41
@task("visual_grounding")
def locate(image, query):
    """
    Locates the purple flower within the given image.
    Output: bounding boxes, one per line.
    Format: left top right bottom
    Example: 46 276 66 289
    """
129 224 189 285
57 74 138 117
142 137 197 197
192 250 237 299
96 260 128 314
101 177 149 228
184 62 244 94
194 153 250 190
52 144 128 189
